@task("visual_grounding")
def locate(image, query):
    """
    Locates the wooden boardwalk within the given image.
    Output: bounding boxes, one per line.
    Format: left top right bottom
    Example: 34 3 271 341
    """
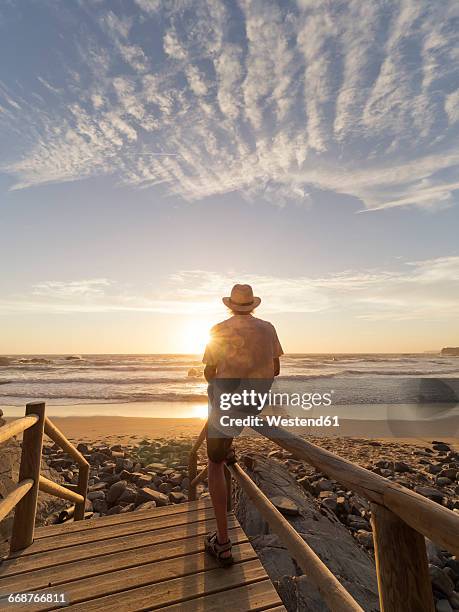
0 498 285 612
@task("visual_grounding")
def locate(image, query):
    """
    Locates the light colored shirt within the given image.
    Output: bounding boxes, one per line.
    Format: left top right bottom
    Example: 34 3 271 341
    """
202 315 283 378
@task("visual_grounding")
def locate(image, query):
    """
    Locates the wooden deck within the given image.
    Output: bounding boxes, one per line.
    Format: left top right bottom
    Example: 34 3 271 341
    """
0 499 285 611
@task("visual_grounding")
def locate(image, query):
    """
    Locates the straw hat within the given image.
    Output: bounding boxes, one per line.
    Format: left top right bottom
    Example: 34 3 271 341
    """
222 284 261 313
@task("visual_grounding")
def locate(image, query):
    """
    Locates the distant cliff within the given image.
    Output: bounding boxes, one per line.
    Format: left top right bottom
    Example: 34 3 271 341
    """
441 347 459 356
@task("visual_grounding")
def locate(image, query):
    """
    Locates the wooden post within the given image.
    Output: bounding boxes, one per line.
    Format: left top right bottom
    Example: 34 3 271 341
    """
10 402 46 553
371 502 435 612
225 465 232 511
74 462 90 521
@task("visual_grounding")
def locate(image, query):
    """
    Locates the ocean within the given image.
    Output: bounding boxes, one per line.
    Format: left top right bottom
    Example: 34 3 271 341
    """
1 354 458 424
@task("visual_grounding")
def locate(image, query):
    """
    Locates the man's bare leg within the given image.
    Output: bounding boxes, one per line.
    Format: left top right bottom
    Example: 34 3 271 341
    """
207 459 231 557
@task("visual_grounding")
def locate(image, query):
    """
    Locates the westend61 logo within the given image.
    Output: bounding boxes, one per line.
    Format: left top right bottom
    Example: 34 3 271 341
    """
219 390 333 411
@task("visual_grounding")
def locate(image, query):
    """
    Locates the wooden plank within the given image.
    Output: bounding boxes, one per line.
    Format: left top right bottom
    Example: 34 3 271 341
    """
0 527 248 593
371 502 435 612
44 418 89 468
264 427 459 555
229 463 363 612
0 480 33 522
39 475 84 504
6 554 265 612
8 506 218 557
10 402 46 552
34 498 213 538
0 415 39 445
64 559 266 612
155 581 286 612
1 516 239 577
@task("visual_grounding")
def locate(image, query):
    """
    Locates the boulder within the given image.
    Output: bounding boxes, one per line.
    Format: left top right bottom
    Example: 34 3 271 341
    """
107 480 127 504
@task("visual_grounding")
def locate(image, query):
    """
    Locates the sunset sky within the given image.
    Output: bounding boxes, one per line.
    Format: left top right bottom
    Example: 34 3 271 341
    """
1 0 458 354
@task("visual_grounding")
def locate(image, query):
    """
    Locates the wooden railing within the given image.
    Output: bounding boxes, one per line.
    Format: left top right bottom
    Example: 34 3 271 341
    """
189 422 459 612
0 402 89 553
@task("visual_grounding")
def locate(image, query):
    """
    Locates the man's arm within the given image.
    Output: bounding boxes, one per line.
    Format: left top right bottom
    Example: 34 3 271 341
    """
273 357 280 377
204 365 217 382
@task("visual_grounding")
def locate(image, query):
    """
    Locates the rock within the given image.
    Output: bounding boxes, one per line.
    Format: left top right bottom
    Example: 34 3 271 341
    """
436 477 453 487
107 480 127 504
137 487 169 506
429 565 455 596
356 530 374 549
169 491 187 504
440 468 458 480
92 499 108 514
428 464 443 475
445 558 459 578
119 503 136 513
270 496 300 516
168 472 183 485
135 501 157 512
88 482 107 491
118 487 137 504
433 443 451 452
415 486 445 504
314 479 335 493
49 457 74 470
394 461 411 473
436 600 453 612
158 482 172 494
347 516 370 531
87 490 106 502
181 477 190 490
107 505 122 515
146 463 168 473
426 539 446 566
321 497 337 513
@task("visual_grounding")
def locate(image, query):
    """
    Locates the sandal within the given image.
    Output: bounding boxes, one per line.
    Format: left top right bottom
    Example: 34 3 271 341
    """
204 531 234 567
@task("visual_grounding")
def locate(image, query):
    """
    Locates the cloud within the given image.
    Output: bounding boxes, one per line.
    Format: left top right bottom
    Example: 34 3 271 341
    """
1 257 458 321
1 0 459 212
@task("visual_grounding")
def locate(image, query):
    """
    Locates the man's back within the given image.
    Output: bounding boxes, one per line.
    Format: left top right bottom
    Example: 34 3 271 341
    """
203 314 283 378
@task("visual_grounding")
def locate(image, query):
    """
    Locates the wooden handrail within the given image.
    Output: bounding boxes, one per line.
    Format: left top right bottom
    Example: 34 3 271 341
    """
39 475 85 504
188 421 449 610
0 415 39 445
0 402 89 554
228 462 363 612
0 479 34 522
44 417 89 467
261 426 459 556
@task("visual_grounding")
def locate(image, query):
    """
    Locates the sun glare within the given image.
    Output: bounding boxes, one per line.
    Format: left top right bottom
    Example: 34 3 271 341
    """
192 404 209 419
181 319 212 354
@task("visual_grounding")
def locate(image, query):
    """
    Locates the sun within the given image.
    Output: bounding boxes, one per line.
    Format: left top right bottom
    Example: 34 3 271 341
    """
192 404 209 419
181 319 212 354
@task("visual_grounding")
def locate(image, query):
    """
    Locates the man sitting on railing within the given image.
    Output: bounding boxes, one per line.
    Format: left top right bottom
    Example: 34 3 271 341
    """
202 284 283 566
